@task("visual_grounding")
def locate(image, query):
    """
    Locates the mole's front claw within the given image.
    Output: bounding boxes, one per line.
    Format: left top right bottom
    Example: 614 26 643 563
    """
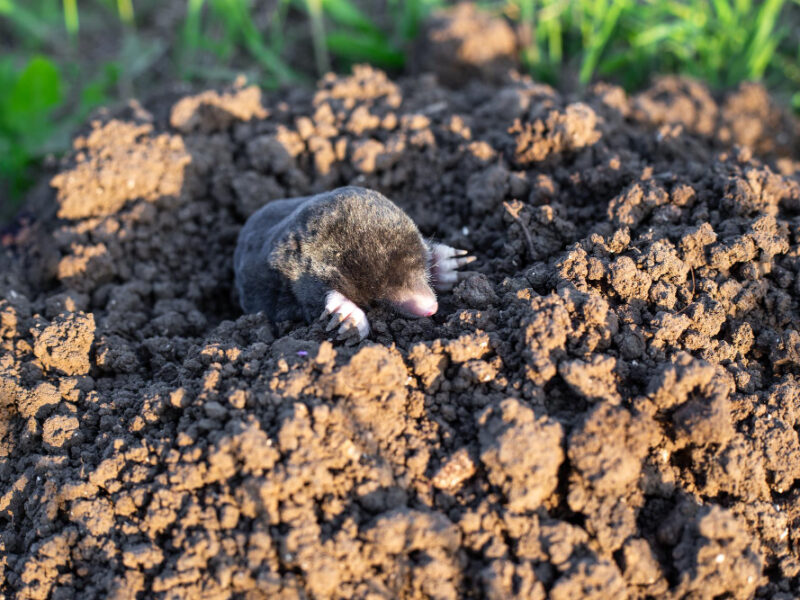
337 312 369 340
336 319 358 341
326 313 344 331
324 290 370 341
428 243 476 292
338 324 361 346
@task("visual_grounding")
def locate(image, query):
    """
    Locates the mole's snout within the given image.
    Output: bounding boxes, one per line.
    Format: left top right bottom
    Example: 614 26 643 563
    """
393 289 438 318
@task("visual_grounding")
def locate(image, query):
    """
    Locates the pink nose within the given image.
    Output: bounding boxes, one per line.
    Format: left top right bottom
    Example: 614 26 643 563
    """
416 299 438 317
395 294 438 317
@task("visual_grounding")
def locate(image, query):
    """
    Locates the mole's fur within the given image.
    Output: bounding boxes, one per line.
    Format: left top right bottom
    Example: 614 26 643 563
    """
234 187 453 336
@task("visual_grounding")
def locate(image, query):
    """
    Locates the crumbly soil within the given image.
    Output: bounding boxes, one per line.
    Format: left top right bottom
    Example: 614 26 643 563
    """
2 35 800 600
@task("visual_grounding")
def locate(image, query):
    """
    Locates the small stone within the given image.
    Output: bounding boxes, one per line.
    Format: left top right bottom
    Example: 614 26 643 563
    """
432 447 476 491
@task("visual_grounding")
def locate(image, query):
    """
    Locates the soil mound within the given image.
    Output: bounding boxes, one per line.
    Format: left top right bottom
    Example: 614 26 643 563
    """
2 65 800 598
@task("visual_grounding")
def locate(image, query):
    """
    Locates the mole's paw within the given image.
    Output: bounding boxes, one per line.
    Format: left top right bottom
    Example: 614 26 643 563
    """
428 243 476 292
320 290 370 340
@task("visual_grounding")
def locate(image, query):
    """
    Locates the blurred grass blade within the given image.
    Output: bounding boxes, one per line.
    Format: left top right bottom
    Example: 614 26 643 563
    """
228 0 297 84
632 22 694 48
748 34 781 79
516 0 538 67
711 0 734 25
397 0 425 40
207 0 297 84
62 0 79 37
63 0 79 36
0 0 51 41
734 0 753 16
326 31 404 68
270 0 292 53
321 0 381 34
306 0 331 75
183 0 206 52
745 0 785 78
80 63 119 113
119 35 167 79
117 0 135 26
542 4 563 63
579 0 627 83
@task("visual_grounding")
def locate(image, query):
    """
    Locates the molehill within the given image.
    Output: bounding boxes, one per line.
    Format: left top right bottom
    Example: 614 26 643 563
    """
1 49 800 600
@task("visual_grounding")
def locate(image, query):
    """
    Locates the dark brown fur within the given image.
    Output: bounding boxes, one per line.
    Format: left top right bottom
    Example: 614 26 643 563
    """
234 187 430 322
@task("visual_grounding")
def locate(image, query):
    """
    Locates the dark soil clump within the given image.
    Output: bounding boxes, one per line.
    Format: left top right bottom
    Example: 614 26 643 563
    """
1 62 800 598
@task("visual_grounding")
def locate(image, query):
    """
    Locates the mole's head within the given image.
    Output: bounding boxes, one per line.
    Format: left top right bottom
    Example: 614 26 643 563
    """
313 188 438 317
380 243 438 318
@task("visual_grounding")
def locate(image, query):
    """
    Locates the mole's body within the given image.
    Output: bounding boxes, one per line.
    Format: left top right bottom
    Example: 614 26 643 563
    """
234 186 472 339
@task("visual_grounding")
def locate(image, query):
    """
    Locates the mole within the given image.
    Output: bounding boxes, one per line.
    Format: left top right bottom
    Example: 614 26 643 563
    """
234 186 474 340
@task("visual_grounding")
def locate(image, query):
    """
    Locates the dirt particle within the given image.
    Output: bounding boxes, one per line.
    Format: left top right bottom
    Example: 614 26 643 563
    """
478 398 564 512
170 86 268 134
122 543 164 570
51 121 192 219
452 273 498 308
550 558 628 600
559 354 620 404
673 505 763 599
69 498 114 536
41 414 80 448
32 312 95 376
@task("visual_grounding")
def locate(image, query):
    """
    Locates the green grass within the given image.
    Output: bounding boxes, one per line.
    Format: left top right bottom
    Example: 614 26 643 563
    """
504 0 800 91
1 0 799 219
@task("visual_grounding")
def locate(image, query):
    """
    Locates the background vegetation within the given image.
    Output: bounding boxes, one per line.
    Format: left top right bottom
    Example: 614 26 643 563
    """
1 0 799 219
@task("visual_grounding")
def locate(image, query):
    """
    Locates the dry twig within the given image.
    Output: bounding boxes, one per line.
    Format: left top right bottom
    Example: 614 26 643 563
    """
503 200 536 261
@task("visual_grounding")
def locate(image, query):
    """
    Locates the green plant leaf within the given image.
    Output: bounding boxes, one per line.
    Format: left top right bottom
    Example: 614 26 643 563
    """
5 56 62 128
321 0 381 34
0 58 17 108
326 31 405 67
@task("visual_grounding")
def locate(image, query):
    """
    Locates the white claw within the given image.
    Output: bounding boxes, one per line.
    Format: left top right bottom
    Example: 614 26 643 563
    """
323 290 346 314
337 319 353 337
440 255 476 271
428 243 476 292
350 311 370 339
437 246 467 259
326 314 342 331
326 302 357 331
321 291 370 340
